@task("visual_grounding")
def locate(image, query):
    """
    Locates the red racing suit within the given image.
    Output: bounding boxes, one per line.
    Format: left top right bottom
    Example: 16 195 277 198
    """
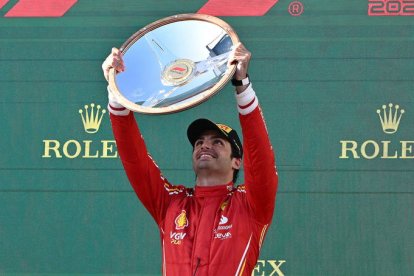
108 85 278 275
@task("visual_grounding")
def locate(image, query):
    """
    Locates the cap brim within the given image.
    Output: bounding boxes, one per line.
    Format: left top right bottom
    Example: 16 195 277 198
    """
187 118 228 146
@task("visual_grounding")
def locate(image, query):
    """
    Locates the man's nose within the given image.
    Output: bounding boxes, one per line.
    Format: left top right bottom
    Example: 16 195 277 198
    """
200 140 212 149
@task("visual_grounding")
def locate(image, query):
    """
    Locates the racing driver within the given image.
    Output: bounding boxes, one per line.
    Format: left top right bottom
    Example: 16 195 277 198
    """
102 42 278 275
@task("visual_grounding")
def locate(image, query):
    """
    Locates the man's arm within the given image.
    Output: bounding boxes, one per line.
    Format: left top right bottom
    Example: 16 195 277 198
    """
230 43 278 224
238 91 278 224
103 49 184 225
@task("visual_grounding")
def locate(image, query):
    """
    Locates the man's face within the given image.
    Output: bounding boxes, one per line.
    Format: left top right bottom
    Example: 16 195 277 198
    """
192 130 241 181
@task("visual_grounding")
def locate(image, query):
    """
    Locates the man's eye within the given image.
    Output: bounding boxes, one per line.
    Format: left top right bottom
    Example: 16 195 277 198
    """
195 140 203 146
214 139 224 145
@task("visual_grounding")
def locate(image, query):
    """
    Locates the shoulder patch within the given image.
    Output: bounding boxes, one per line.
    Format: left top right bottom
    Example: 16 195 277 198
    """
236 185 246 193
163 182 186 195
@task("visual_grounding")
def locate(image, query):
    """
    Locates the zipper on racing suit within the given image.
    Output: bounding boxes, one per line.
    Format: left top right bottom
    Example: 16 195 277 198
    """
193 257 201 276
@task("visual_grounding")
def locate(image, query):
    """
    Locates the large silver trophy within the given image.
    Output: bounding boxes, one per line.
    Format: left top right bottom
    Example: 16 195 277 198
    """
108 14 240 114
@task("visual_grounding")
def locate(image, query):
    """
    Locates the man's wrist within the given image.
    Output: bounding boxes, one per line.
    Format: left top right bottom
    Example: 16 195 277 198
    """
232 74 251 94
235 84 258 115
107 86 130 116
231 74 250 87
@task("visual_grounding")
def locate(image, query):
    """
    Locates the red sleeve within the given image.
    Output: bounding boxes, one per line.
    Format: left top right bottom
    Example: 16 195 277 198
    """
110 112 184 225
240 106 278 224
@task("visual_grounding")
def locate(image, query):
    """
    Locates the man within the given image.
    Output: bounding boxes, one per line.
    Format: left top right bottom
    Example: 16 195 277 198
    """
102 42 278 275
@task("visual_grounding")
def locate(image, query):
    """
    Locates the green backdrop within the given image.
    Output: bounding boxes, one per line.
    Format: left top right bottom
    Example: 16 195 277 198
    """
1 0 413 275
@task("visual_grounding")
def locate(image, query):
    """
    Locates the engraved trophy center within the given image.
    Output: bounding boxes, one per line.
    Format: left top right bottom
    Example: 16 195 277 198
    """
162 59 195 86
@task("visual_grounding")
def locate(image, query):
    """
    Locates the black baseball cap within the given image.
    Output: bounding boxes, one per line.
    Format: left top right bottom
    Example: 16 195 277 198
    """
187 118 243 158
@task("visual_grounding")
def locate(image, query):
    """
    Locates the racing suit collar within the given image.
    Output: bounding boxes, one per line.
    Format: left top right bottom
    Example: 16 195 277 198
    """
194 183 234 197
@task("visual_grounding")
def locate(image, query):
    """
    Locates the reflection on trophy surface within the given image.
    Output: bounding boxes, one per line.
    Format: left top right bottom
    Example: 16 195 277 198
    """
108 14 239 114
143 30 231 107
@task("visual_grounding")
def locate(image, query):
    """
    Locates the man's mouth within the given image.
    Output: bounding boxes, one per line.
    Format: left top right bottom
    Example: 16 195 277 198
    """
197 151 216 160
200 154 213 159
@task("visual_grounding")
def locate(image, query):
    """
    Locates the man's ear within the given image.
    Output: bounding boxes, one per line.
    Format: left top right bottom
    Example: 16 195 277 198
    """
232 158 241 170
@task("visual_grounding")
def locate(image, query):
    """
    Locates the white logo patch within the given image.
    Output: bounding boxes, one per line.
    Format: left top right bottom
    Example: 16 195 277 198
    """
219 215 228 225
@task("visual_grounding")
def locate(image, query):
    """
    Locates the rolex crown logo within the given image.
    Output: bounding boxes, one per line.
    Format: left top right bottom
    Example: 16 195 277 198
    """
376 103 404 134
79 103 106 134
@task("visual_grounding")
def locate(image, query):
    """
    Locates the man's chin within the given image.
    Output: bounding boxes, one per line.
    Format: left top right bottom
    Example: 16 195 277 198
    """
194 161 216 172
195 162 211 169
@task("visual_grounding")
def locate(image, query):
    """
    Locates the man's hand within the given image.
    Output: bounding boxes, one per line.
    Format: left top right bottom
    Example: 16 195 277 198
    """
228 42 251 80
102 47 125 82
228 42 252 94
